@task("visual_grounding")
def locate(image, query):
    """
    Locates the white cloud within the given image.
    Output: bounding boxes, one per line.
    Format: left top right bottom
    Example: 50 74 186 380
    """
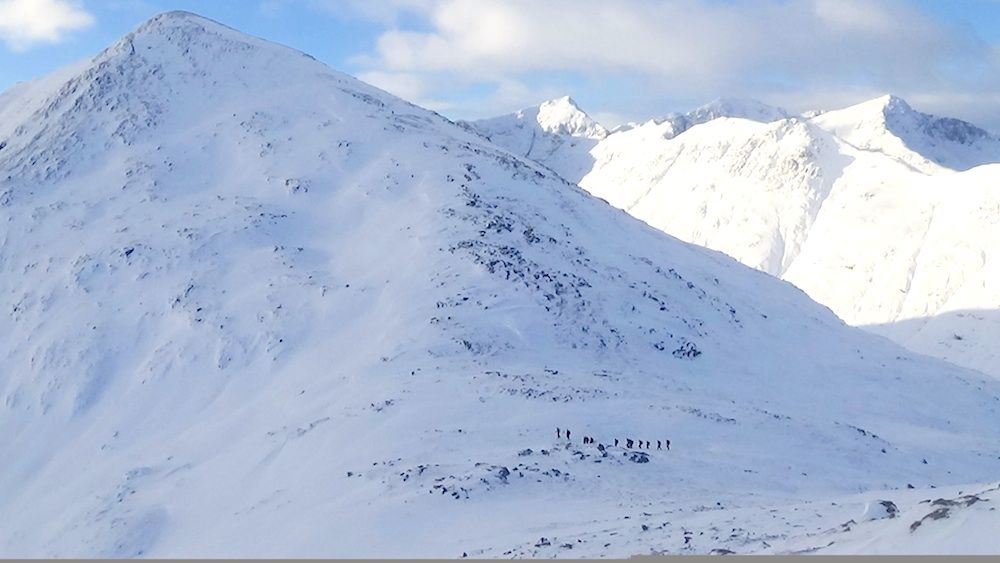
363 0 969 85
0 0 94 51
341 0 1000 127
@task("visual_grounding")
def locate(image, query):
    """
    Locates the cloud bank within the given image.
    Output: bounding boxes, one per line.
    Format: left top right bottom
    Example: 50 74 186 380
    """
0 0 94 51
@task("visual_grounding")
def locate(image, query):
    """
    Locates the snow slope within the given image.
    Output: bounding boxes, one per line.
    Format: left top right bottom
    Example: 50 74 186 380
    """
758 480 1000 555
479 95 1000 379
2 12 1000 557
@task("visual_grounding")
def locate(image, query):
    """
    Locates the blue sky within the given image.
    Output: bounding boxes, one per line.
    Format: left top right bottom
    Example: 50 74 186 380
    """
2 0 1000 129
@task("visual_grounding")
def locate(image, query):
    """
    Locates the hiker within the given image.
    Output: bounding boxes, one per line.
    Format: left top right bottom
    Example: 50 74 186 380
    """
646 440 651 449
614 438 619 447
626 439 633 448
657 440 662 450
557 427 561 439
566 429 571 441
665 439 671 451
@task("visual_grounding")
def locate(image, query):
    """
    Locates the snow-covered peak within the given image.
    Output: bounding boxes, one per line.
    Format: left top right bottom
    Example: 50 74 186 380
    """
812 94 913 130
135 9 221 29
626 98 789 142
687 97 788 125
99 10 262 63
463 97 607 182
810 94 1000 171
471 95 607 141
533 96 608 139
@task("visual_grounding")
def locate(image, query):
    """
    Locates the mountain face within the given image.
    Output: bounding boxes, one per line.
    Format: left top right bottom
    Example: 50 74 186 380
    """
480 95 1000 379
2 12 1000 557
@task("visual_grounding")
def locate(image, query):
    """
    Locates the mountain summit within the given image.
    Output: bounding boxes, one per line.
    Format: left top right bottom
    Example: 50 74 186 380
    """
810 94 1000 171
534 96 608 138
2 12 1000 558
463 96 607 182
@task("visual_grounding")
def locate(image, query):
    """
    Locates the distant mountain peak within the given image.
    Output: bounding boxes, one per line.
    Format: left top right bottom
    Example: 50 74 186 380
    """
841 94 913 120
627 97 788 140
879 93 910 110
811 94 999 171
689 97 788 123
533 96 607 139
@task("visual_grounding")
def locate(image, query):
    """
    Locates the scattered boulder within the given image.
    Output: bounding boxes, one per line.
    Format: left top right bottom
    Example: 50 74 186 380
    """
861 499 899 521
628 451 650 464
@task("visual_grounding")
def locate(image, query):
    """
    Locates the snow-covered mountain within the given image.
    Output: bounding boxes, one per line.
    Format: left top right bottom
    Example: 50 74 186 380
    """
2 12 1000 557
812 94 1000 172
460 96 607 183
479 95 1000 379
464 96 785 184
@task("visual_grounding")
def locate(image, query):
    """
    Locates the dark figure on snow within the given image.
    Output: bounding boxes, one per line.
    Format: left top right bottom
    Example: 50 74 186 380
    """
557 427 561 439
626 439 633 448
657 440 662 450
665 439 671 451
646 440 651 449
614 438 619 447
566 429 571 441
583 436 589 444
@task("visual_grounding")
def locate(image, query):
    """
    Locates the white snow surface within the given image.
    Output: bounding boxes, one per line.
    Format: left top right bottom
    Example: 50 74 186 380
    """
480 94 1000 380
2 12 1000 558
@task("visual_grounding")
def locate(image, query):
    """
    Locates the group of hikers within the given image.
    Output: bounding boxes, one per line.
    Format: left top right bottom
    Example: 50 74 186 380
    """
556 428 670 451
